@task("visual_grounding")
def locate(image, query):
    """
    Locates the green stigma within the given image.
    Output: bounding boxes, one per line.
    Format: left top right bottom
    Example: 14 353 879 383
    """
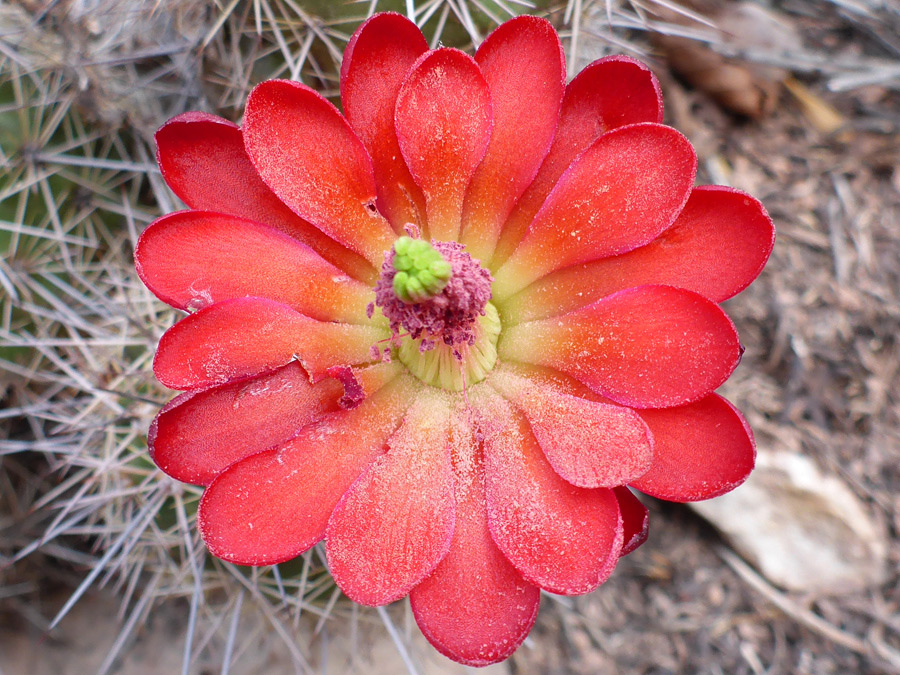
391 236 452 304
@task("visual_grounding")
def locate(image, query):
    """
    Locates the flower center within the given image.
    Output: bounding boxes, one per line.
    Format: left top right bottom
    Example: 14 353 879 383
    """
371 235 499 391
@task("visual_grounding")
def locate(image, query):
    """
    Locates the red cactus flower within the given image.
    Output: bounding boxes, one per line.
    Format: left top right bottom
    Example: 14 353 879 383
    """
136 12 774 667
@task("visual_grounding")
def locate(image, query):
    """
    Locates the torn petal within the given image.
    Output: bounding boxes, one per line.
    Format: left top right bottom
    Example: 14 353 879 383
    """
150 362 342 486
153 298 386 390
198 376 416 566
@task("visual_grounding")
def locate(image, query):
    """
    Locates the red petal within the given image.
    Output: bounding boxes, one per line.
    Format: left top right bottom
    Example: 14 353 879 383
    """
197 376 415 566
395 48 492 242
490 366 652 488
614 486 649 555
493 123 696 300
410 415 540 667
501 185 776 322
327 394 456 605
632 394 755 501
494 56 663 266
135 211 373 323
341 13 428 231
149 363 342 486
498 285 742 409
478 390 622 594
153 298 385 390
154 112 373 280
459 16 565 263
243 80 396 265
563 55 664 129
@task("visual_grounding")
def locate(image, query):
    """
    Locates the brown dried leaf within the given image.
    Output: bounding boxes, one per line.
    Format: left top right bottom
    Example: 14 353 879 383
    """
653 2 799 119
655 34 780 118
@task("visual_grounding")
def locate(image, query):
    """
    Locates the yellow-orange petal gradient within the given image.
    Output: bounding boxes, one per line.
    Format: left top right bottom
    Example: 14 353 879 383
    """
341 13 428 231
498 286 741 409
500 185 776 323
493 55 663 267
459 16 565 264
243 80 396 265
493 123 696 300
395 48 493 242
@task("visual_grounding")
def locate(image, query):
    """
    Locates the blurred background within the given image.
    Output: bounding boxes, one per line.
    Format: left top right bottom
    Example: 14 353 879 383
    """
1 0 898 673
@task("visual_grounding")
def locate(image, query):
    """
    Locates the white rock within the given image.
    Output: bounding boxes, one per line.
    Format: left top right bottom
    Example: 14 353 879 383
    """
690 450 888 594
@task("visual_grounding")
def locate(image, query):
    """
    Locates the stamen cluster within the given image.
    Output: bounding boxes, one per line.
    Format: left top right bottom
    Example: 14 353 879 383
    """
391 236 452 303
372 237 493 356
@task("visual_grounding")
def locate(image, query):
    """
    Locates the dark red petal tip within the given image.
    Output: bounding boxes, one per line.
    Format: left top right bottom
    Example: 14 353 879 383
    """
614 486 650 555
342 12 418 85
197 377 414 566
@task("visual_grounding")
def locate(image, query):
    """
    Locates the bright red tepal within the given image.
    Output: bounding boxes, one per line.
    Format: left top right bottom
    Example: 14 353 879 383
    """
136 12 774 667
